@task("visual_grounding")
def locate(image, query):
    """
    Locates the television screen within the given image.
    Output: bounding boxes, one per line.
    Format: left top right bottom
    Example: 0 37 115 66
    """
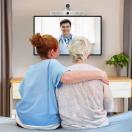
33 16 102 56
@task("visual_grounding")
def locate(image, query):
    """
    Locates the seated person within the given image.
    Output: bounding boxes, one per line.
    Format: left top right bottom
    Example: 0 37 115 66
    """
16 34 108 130
57 37 114 129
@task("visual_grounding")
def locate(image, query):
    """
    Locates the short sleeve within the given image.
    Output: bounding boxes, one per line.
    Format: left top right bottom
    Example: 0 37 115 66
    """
49 59 67 88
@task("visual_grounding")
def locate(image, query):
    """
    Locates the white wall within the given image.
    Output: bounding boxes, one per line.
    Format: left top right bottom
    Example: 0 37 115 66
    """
12 0 124 77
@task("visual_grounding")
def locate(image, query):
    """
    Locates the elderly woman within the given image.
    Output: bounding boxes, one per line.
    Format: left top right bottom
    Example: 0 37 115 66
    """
56 37 114 129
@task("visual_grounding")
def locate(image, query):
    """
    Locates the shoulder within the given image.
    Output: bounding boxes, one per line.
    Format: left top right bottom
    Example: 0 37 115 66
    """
87 64 99 70
50 59 60 64
49 59 64 68
40 59 59 64
85 64 100 71
58 35 62 41
68 64 100 71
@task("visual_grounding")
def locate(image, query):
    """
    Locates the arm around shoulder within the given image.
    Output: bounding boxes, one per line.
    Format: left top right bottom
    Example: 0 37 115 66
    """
61 70 109 84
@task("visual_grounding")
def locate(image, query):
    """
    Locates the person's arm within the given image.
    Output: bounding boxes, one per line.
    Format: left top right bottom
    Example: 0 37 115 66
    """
103 83 114 112
50 59 109 88
61 70 109 84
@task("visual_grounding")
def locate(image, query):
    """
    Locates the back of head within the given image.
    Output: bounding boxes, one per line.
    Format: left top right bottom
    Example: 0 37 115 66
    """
68 37 92 62
29 33 58 58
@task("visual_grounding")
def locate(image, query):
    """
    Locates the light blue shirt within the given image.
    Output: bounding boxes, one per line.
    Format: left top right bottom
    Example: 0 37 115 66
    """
59 34 73 54
16 59 67 126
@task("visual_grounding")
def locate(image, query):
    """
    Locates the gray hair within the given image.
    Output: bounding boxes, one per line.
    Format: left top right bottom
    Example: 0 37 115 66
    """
68 37 92 62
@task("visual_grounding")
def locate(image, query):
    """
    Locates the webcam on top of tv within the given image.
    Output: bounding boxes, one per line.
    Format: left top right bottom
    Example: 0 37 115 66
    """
50 4 87 16
65 4 71 15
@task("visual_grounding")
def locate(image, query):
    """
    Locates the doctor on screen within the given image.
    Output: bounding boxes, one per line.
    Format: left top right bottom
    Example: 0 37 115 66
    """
59 19 74 54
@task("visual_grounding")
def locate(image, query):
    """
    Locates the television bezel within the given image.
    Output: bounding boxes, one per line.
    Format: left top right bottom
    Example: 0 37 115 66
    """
33 15 102 56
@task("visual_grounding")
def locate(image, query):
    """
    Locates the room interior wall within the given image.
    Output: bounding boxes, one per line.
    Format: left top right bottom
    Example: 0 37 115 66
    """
12 0 124 112
12 0 124 77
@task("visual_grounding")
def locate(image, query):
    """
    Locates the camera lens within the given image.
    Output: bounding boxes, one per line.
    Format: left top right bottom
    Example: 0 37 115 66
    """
66 12 69 15
66 4 70 8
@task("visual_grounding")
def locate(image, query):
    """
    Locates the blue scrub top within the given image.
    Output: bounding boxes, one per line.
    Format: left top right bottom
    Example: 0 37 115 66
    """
59 34 73 54
16 59 67 126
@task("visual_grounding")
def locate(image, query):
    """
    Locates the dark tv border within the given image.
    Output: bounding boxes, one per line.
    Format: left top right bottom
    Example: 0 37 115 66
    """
33 15 102 56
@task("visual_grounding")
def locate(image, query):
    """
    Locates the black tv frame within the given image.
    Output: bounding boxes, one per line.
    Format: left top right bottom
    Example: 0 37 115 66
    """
33 15 102 56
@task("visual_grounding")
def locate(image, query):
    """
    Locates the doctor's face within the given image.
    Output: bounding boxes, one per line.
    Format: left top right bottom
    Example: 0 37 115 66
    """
60 23 71 36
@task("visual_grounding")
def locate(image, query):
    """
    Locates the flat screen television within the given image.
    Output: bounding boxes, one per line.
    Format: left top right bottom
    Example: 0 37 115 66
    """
33 16 102 56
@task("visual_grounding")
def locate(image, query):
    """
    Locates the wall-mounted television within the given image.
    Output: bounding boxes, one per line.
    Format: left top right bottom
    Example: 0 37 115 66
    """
33 16 102 56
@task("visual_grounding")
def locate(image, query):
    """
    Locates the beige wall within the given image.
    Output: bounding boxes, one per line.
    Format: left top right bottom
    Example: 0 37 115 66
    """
12 0 124 77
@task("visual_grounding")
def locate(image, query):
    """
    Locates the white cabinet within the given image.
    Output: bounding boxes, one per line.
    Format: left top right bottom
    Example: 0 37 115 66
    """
109 82 131 98
12 83 21 99
10 78 21 118
109 77 132 112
